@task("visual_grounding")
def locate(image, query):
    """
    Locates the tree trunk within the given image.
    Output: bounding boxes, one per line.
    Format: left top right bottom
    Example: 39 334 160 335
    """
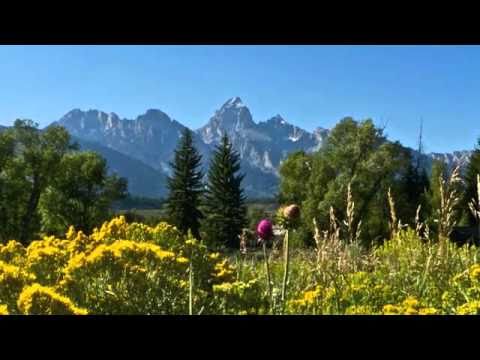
19 175 41 245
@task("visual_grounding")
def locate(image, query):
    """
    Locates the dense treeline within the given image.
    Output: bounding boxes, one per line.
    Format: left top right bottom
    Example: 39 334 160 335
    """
0 120 127 244
2 116 479 251
113 196 165 210
278 117 480 247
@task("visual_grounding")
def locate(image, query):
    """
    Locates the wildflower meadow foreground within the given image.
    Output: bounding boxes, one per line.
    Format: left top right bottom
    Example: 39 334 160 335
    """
1 212 480 315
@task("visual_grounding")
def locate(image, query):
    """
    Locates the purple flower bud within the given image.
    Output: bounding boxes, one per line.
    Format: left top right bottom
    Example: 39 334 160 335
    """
257 219 273 241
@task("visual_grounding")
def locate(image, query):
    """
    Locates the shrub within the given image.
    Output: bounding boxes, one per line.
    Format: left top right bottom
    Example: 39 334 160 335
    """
0 261 36 313
17 283 87 315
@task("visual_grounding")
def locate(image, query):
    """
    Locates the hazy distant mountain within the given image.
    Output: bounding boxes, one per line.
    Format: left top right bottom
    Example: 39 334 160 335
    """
73 137 167 198
54 98 329 197
0 124 166 197
417 150 472 174
36 97 473 198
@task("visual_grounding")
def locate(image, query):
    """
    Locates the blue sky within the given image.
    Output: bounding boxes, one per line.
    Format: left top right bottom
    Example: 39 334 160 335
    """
0 45 479 153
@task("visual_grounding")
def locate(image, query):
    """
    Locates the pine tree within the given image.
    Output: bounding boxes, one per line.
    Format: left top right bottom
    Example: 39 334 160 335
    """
202 133 247 248
399 160 429 224
166 128 204 239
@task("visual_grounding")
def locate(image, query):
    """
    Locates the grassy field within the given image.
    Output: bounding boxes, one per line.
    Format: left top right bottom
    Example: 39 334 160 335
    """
2 214 480 315
115 201 279 228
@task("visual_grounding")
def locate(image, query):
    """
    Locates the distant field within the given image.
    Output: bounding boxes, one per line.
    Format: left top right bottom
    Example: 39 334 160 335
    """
115 201 279 223
116 208 166 219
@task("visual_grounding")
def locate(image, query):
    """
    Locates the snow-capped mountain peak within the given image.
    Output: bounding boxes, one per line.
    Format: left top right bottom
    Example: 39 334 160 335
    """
224 96 245 108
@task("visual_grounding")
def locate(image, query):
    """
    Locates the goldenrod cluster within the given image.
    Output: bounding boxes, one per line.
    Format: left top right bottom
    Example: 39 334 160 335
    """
0 216 238 315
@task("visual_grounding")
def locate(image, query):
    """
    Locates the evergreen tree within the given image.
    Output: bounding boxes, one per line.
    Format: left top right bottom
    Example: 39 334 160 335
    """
202 133 247 248
462 138 480 225
398 158 430 225
166 128 204 239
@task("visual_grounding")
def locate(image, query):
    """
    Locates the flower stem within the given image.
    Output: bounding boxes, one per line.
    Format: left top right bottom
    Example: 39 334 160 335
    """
262 241 272 303
281 229 290 312
189 260 193 315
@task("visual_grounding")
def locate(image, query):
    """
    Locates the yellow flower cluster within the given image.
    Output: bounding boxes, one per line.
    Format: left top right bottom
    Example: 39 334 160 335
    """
383 296 438 315
91 215 128 242
0 240 26 266
213 279 266 314
0 260 36 313
469 264 480 283
345 305 375 315
0 304 8 315
456 300 480 315
17 283 88 315
213 259 235 280
0 216 248 314
288 285 322 309
26 242 70 286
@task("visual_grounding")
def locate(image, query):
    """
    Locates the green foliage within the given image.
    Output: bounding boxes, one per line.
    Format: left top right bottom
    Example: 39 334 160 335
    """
0 120 75 244
278 150 312 204
113 195 164 210
166 128 204 240
282 117 412 247
39 151 127 236
426 159 447 227
0 120 129 244
247 205 271 231
0 131 16 242
397 160 430 226
202 134 247 248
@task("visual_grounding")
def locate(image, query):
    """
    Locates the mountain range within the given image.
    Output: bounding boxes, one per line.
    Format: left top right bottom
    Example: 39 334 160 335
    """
2 97 473 198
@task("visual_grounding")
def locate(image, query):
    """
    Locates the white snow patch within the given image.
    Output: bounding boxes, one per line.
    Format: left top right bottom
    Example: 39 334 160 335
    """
263 151 274 169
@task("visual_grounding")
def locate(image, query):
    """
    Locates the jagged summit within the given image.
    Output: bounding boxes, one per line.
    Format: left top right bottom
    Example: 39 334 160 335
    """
46 100 470 198
264 114 289 126
222 96 245 108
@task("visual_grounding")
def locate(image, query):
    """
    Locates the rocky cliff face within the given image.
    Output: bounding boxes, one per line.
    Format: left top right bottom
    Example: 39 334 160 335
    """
51 97 471 198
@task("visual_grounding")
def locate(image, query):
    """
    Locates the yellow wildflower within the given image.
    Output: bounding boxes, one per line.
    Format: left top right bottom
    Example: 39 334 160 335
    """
345 305 374 315
383 304 401 315
176 257 189 264
0 304 8 315
17 283 88 315
469 264 480 282
209 252 220 260
418 307 438 315
404 307 418 315
456 301 480 315
402 296 419 309
0 240 26 265
65 226 76 241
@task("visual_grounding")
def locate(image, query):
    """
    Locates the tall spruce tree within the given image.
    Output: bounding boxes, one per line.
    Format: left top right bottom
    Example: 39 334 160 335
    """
166 128 204 239
398 158 430 225
462 138 480 226
203 133 247 248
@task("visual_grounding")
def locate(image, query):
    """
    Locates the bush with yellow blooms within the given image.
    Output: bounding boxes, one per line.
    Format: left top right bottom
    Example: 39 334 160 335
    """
2 216 480 315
